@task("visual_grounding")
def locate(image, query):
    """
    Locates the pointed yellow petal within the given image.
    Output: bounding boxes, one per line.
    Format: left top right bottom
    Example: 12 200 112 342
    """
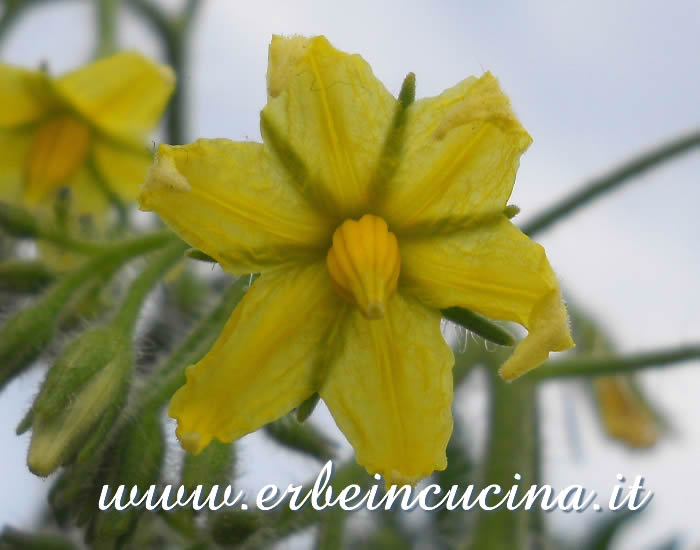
0 64 55 128
92 137 152 201
594 376 660 448
320 293 454 485
400 217 573 379
381 73 532 233
140 139 333 274
0 129 32 202
52 51 174 144
169 262 341 454
262 35 397 216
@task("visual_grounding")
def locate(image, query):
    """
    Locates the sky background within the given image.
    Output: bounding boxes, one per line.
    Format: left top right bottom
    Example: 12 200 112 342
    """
1 1 699 548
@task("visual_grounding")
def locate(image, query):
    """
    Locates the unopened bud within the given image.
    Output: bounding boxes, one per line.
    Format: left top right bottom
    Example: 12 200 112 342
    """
27 330 132 476
90 412 164 543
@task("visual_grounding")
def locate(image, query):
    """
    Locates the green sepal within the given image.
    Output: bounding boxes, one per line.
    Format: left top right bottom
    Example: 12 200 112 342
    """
15 408 33 436
185 248 216 263
27 347 132 476
75 386 128 464
89 412 164 545
368 72 416 205
442 306 515 347
296 392 321 422
32 326 127 420
398 72 416 108
504 204 520 219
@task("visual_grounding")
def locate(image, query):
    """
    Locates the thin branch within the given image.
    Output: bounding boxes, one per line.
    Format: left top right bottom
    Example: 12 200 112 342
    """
529 344 700 381
522 129 700 237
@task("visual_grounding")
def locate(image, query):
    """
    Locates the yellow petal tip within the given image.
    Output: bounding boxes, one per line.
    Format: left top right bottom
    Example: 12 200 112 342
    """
178 431 204 454
141 151 191 198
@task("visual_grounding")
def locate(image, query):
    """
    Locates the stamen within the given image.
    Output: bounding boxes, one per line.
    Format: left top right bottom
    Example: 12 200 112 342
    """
326 214 400 320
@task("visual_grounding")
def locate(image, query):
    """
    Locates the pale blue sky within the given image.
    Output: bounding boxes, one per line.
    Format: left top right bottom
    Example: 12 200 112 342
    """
1 1 699 548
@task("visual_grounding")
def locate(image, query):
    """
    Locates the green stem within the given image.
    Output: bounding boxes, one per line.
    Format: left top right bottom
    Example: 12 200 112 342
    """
111 241 187 333
124 0 201 144
529 344 700 381
48 230 175 304
95 0 118 58
466 369 537 550
131 276 249 416
522 129 700 237
443 307 515 346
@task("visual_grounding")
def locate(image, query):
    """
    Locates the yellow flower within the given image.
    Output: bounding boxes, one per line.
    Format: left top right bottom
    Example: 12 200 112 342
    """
0 52 174 215
139 35 574 485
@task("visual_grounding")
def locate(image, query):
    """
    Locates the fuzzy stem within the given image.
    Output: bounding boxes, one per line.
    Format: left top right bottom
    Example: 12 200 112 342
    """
522 129 700 237
529 344 700 381
466 370 538 550
94 0 118 58
111 241 188 334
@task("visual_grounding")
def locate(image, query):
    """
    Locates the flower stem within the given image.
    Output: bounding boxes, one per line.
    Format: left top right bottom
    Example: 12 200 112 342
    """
133 276 250 416
111 241 188 334
522 129 700 237
467 369 538 550
94 0 118 58
124 0 201 144
529 344 700 381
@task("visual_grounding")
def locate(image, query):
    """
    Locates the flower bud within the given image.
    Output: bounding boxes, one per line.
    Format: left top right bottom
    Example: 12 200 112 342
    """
27 327 132 476
90 412 164 544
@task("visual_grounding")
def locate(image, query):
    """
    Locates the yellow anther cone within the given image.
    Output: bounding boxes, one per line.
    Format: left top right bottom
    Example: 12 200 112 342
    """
326 214 400 320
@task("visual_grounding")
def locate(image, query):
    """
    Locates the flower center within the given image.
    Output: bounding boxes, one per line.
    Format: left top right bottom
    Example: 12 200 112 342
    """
326 214 400 320
24 114 91 203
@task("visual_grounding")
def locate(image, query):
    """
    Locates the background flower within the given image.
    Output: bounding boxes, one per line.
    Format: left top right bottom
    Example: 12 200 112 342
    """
0 51 174 219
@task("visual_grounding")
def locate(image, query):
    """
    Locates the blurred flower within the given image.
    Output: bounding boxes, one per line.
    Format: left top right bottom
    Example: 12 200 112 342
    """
594 375 660 448
0 51 174 216
140 35 573 484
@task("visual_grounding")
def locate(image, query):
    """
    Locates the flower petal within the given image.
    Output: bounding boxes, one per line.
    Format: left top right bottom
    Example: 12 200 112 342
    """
92 137 152 201
262 35 397 217
0 129 32 202
0 64 55 128
381 73 532 234
52 51 174 144
320 293 454 485
400 217 573 379
169 262 342 454
140 139 334 274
